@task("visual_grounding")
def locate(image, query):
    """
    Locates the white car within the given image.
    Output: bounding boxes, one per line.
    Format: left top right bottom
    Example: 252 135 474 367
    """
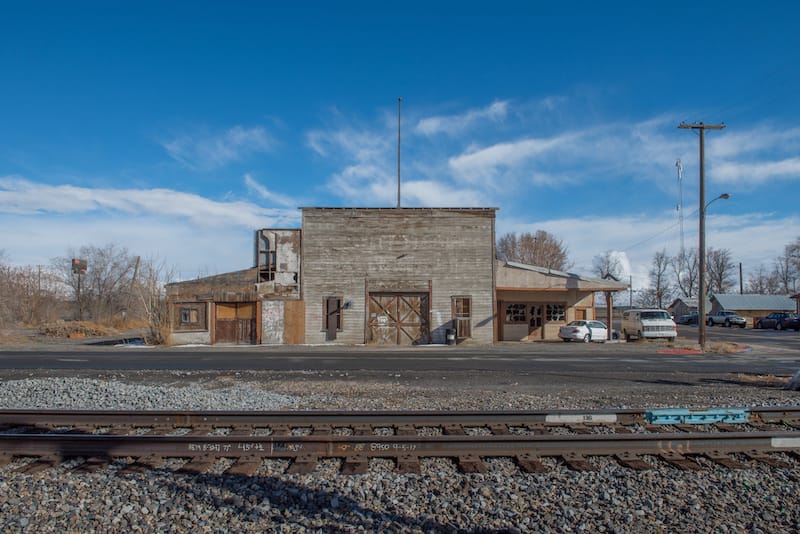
558 320 608 343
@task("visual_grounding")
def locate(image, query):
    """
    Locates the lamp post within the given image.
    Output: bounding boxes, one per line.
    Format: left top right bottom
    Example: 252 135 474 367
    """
698 192 730 348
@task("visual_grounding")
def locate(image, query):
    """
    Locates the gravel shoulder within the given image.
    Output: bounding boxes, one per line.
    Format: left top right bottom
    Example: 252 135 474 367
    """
0 368 799 533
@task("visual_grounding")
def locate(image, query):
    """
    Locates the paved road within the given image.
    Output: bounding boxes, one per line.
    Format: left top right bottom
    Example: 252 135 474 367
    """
0 340 798 376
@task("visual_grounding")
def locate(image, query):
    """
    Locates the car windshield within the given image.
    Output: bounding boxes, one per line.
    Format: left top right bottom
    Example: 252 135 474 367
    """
567 321 585 326
641 311 670 320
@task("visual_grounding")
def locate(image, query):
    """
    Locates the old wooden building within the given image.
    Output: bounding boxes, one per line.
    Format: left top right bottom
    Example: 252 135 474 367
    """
167 229 303 345
166 207 621 345
301 207 496 345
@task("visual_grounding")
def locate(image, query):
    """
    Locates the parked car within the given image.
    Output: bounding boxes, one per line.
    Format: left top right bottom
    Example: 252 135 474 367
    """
675 312 699 325
755 312 797 330
558 320 608 343
706 310 747 328
621 309 677 342
778 314 800 331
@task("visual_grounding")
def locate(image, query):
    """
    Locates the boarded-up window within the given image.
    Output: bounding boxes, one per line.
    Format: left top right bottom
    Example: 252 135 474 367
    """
175 303 206 331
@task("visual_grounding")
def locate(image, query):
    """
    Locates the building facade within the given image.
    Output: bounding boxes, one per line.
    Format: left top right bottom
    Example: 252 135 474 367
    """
166 207 622 345
301 208 496 345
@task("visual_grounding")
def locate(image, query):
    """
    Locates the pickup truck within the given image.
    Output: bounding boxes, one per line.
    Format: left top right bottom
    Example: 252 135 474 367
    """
706 310 747 328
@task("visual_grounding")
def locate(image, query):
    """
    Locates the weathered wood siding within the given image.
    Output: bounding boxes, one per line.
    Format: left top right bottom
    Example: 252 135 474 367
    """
301 208 496 344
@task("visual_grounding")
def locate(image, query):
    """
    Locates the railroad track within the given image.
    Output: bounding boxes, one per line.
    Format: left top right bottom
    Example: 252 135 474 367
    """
1 407 799 475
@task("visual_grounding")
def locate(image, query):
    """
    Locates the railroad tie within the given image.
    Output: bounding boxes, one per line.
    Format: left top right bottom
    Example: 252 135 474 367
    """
396 455 421 474
395 424 416 436
353 425 373 436
270 425 291 436
16 455 63 474
560 453 593 471
177 456 217 475
703 451 747 469
515 453 547 473
489 424 510 435
116 454 162 475
614 452 651 470
341 455 369 475
658 451 701 471
73 456 112 473
742 449 791 468
458 454 487 473
287 454 318 474
224 456 262 476
444 425 466 436
227 425 254 437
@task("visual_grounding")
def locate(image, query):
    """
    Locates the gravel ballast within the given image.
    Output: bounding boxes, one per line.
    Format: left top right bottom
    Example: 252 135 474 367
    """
0 371 799 533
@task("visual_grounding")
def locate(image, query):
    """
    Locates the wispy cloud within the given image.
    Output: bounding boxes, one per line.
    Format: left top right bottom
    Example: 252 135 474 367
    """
0 176 298 228
415 100 509 136
161 125 275 170
243 173 298 208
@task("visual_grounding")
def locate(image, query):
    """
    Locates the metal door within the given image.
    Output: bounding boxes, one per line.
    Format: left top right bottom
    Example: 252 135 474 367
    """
215 302 257 344
367 293 430 345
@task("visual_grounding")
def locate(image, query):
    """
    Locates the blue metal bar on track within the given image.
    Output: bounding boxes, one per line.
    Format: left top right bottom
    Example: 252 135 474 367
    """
645 408 750 425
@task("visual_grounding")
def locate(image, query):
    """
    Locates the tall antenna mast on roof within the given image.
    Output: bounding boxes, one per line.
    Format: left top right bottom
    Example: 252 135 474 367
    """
397 97 402 208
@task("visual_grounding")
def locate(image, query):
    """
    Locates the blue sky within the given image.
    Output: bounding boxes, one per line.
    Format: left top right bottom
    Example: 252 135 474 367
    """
1 1 798 289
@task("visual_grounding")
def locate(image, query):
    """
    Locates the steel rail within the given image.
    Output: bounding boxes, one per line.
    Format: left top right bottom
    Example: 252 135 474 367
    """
1 406 799 428
1 430 799 460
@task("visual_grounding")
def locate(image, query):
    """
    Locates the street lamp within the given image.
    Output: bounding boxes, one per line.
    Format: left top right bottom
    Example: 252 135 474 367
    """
698 192 730 349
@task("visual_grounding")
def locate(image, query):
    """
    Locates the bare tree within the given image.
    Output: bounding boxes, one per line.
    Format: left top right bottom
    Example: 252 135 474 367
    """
671 249 699 298
131 257 174 344
497 230 572 271
52 244 139 322
772 244 799 294
592 251 623 281
705 247 736 294
746 264 780 294
648 250 673 309
0 252 65 326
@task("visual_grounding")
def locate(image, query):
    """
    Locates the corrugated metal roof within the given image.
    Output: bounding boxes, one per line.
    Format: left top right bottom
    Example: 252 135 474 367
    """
504 261 628 289
711 293 795 311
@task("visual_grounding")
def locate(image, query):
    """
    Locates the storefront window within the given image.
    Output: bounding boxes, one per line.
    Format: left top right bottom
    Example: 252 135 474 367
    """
546 304 566 322
505 303 527 323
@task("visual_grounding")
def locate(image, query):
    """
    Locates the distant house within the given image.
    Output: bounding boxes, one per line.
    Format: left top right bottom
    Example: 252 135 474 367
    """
709 294 796 320
791 293 800 313
667 297 710 318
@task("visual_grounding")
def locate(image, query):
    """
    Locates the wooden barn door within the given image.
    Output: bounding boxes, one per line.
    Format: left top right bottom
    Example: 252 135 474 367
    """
215 302 257 344
367 293 430 345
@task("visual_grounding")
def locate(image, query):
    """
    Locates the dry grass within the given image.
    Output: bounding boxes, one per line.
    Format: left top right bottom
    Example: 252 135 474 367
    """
39 321 121 338
734 373 791 386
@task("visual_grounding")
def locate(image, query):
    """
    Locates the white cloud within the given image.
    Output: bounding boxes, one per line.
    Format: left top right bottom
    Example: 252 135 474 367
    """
243 174 298 208
497 210 800 291
161 125 274 170
0 176 300 278
0 176 297 228
415 100 509 136
448 135 573 186
713 157 800 185
401 180 488 207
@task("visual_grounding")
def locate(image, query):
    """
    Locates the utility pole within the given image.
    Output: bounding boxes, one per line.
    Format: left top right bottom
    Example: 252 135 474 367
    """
397 97 402 208
678 122 726 350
